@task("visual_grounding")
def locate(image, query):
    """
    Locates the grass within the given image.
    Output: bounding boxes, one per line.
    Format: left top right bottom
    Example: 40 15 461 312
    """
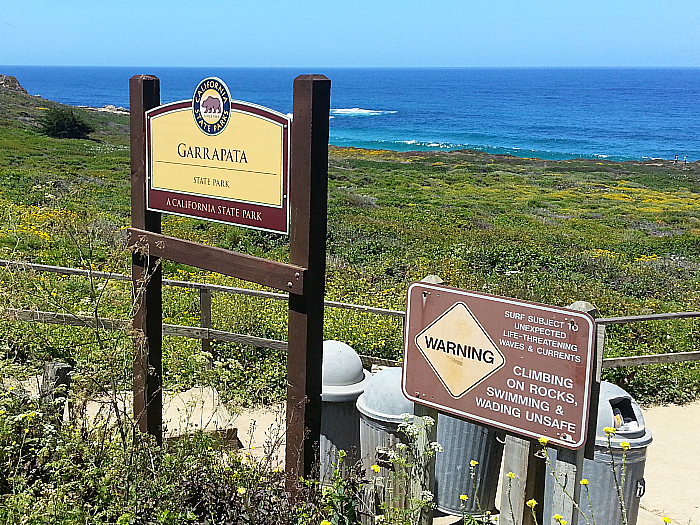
1 84 700 408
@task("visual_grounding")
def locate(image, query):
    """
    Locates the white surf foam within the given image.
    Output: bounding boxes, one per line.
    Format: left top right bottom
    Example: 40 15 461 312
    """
330 108 397 116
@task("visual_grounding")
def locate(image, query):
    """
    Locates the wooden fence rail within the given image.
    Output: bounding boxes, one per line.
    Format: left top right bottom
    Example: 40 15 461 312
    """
2 259 699 369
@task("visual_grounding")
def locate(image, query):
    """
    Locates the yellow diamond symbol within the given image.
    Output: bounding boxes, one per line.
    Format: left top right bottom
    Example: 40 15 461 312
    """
415 302 505 398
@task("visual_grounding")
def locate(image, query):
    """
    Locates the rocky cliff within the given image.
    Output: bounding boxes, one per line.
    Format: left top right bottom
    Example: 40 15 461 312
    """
0 75 28 94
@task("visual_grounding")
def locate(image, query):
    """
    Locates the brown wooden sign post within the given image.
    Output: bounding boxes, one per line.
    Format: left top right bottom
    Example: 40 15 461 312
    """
131 75 163 444
128 74 330 484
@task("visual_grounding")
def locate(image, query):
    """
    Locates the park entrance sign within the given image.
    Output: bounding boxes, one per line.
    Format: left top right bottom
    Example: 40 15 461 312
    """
403 282 595 449
145 77 290 234
129 74 330 489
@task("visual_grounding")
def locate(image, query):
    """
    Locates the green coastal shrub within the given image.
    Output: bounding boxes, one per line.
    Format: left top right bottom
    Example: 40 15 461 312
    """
39 107 94 139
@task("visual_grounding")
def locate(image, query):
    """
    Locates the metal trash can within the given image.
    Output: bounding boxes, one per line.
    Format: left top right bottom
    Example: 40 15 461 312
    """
357 367 505 517
545 381 653 525
434 413 505 516
321 340 371 482
356 367 414 473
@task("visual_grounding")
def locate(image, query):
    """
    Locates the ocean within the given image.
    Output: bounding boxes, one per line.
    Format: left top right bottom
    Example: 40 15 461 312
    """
2 66 699 162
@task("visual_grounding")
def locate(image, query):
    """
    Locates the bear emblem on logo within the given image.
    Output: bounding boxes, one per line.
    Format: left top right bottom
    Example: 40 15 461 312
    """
192 77 231 136
201 96 221 114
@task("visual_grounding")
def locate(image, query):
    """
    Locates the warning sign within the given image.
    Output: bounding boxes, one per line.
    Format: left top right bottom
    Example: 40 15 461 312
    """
403 282 595 449
415 302 505 398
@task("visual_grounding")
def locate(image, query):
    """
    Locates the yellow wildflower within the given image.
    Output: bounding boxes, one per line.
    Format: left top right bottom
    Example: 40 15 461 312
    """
459 494 469 501
470 459 478 467
580 478 589 485
507 471 516 480
371 464 381 473
621 441 631 451
321 521 331 525
237 487 246 495
662 518 671 524
604 426 616 437
526 499 538 509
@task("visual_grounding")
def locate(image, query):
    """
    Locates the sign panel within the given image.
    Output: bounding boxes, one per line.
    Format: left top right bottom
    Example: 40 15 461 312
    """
403 283 595 449
146 77 290 234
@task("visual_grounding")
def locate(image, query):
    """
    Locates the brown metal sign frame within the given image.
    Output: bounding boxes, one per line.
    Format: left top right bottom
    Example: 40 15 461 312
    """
129 74 330 485
403 282 595 450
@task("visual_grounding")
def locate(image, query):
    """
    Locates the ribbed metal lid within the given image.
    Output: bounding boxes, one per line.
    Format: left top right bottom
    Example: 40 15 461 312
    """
356 367 414 424
322 340 371 402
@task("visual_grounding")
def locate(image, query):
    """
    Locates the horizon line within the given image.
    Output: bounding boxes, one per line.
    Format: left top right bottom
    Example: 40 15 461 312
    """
3 64 700 70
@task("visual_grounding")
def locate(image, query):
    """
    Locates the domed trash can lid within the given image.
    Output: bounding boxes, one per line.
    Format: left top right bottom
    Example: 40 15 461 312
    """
595 381 652 448
322 340 371 402
356 367 414 424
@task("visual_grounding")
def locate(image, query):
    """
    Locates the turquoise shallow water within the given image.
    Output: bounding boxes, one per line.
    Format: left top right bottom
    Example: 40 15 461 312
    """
2 66 699 161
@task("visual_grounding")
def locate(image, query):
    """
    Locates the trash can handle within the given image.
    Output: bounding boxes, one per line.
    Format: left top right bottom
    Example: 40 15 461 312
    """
375 446 395 471
636 478 646 498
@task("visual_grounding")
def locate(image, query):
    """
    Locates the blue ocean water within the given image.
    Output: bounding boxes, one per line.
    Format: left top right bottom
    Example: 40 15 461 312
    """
2 66 699 162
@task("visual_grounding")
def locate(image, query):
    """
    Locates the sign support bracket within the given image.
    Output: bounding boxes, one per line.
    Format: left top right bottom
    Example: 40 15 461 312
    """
127 228 305 294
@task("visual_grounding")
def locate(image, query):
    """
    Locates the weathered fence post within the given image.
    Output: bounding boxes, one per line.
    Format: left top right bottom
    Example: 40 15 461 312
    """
548 301 600 525
200 287 213 369
39 361 72 402
412 403 438 525
500 435 545 525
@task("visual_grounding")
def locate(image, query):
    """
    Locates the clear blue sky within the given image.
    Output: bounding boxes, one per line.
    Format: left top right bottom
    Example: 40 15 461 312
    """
3 0 700 67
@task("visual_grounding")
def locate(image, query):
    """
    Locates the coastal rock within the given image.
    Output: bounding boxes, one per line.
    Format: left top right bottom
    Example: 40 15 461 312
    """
77 104 130 115
0 75 28 94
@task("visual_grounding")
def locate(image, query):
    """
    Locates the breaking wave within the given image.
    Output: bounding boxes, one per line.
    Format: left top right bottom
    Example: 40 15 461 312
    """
330 108 397 116
328 136 643 161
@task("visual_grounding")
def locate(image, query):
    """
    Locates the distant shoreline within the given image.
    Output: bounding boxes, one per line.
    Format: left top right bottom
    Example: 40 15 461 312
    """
5 66 697 163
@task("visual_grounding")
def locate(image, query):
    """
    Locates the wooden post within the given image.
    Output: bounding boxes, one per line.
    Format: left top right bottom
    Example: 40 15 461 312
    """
550 448 584 524
412 404 437 525
549 301 599 525
585 323 605 459
39 362 71 402
286 75 330 485
200 287 213 368
499 436 545 525
130 75 163 444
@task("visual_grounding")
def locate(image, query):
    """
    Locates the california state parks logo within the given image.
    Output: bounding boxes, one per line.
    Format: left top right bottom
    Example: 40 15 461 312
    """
192 77 231 136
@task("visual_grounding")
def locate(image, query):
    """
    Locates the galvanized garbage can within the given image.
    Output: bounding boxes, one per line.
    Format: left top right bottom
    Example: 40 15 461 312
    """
545 381 653 525
356 367 413 473
321 340 371 482
357 367 506 517
434 413 505 516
